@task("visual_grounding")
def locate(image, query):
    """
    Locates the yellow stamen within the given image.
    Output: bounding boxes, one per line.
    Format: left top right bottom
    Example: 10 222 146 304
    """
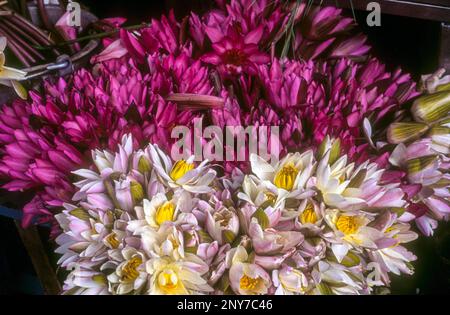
121 256 142 282
155 201 175 226
274 163 299 191
105 233 120 249
170 160 194 181
300 203 317 224
239 275 263 291
336 215 360 235
264 192 277 206
158 269 180 292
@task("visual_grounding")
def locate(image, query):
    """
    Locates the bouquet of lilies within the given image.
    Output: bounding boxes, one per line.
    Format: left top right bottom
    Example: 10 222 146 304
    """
0 0 448 294
55 135 418 294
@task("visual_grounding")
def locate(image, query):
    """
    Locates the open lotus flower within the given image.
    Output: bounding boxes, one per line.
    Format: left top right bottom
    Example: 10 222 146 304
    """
272 265 309 295
149 144 217 194
293 199 325 234
201 25 270 77
147 255 213 294
316 138 406 211
227 246 272 295
128 191 193 233
249 151 315 198
237 174 287 217
105 247 148 295
324 209 386 262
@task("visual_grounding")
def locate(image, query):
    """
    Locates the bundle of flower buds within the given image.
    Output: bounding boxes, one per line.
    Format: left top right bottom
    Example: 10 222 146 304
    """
0 0 417 234
56 135 418 295
385 69 450 236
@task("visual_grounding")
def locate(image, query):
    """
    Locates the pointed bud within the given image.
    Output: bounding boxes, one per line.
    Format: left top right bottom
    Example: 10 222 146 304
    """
436 82 450 93
387 122 429 144
138 156 152 173
130 181 144 203
407 155 437 175
412 91 450 123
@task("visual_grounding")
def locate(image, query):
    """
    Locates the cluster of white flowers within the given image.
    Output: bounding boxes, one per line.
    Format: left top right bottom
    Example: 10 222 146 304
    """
56 135 417 295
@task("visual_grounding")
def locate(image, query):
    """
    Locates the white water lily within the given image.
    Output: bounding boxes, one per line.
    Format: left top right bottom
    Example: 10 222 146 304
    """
105 247 148 295
238 174 288 212
147 254 213 294
292 199 325 234
55 134 421 295
128 190 193 233
317 149 405 211
324 209 385 262
227 246 272 295
148 144 217 193
249 151 315 198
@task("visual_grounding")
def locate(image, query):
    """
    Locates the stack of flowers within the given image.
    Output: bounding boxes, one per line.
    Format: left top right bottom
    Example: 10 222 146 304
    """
385 70 450 236
0 0 418 233
0 0 447 295
55 135 417 295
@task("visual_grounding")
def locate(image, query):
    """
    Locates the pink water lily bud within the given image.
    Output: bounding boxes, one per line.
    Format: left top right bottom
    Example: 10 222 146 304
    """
249 220 304 255
205 207 240 245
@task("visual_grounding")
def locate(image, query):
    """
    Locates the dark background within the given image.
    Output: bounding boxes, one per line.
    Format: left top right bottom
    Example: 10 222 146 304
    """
1 0 449 294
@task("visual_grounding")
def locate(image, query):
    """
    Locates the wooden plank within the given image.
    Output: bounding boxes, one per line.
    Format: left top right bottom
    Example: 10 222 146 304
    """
15 222 61 295
440 23 450 72
317 0 450 22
